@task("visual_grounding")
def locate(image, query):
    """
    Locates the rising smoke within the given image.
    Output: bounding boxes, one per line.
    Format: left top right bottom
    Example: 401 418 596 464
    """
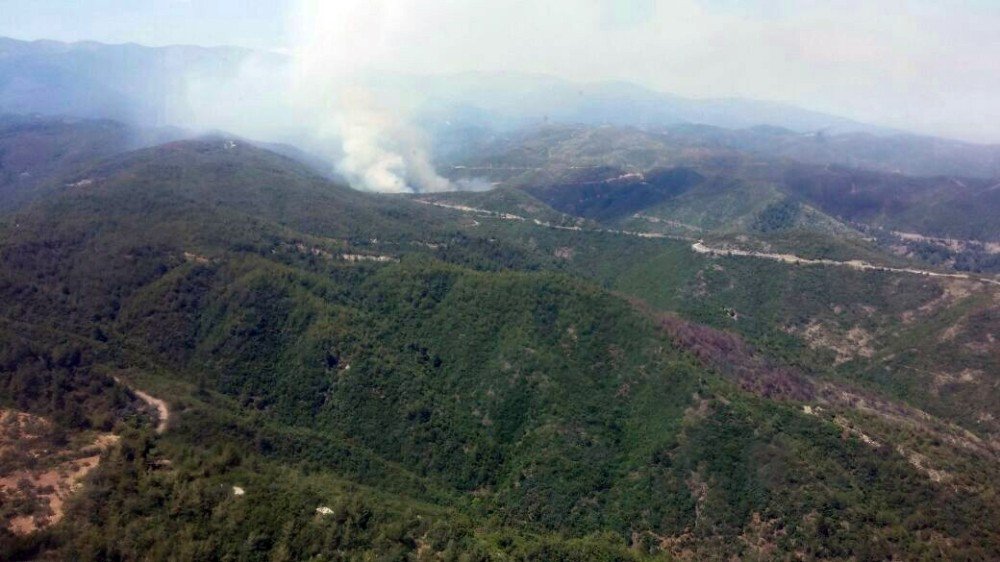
289 0 456 193
173 0 460 193
325 87 453 193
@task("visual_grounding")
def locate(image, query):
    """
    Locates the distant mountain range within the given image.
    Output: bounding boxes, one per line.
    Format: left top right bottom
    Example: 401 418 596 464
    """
0 37 279 126
0 36 880 134
4 36 1000 184
9 34 999 154
387 71 891 133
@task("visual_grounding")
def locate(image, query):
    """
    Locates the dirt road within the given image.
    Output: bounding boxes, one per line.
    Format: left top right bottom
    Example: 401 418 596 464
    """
416 198 1000 286
115 378 170 433
691 241 1000 286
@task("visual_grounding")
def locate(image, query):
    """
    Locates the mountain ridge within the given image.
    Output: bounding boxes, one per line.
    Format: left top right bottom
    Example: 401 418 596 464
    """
0 106 998 561
2 35 981 145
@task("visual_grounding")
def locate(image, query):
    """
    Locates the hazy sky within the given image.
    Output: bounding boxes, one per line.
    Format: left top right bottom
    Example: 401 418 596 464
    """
2 0 999 142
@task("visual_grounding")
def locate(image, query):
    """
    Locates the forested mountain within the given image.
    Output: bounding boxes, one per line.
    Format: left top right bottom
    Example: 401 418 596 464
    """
0 117 998 560
443 124 1000 272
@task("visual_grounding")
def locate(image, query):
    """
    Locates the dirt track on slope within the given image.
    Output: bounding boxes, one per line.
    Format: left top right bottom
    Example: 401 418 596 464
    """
417 198 1000 286
691 241 1000 287
115 378 170 433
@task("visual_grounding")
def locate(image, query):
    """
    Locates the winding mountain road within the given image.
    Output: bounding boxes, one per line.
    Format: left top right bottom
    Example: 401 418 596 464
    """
115 378 170 433
691 241 1000 286
417 198 1000 287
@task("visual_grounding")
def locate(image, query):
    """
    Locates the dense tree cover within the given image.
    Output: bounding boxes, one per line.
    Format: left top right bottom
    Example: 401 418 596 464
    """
524 167 704 222
0 323 137 430
0 115 135 212
781 164 1000 241
466 218 998 437
0 428 641 562
0 137 998 559
752 201 800 233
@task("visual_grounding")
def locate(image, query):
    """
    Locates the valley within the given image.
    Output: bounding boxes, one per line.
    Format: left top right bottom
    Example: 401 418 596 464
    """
0 28 998 559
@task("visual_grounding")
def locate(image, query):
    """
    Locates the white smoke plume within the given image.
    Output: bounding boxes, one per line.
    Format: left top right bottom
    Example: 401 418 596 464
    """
289 0 455 193
332 87 453 193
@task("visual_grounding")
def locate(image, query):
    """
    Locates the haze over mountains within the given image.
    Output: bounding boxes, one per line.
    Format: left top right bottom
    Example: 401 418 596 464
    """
0 37 877 132
4 36 1000 192
0 6 999 559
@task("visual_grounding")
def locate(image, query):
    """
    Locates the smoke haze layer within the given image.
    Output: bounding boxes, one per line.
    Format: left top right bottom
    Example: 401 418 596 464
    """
4 1 1000 145
4 1 1000 192
288 0 456 193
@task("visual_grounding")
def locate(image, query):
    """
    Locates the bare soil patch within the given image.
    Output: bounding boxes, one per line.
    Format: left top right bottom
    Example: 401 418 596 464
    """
790 320 874 365
0 408 118 535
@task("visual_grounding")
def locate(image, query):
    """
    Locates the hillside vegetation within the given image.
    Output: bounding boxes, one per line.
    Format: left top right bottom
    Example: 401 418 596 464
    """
0 122 998 560
443 124 1000 273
